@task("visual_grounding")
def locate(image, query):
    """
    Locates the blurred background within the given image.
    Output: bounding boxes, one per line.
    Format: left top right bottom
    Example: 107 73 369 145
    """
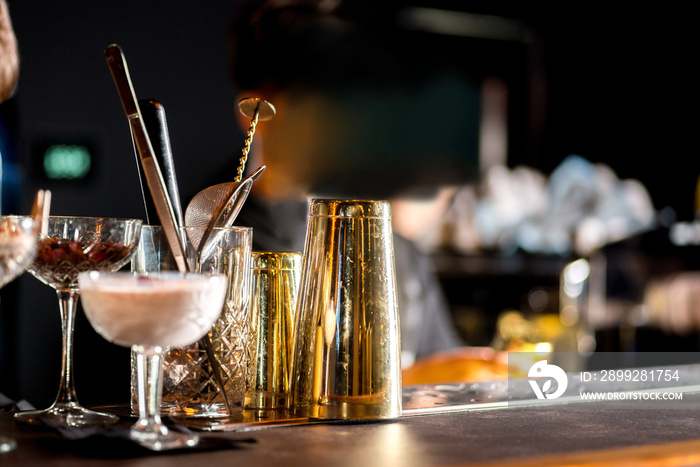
0 1 697 405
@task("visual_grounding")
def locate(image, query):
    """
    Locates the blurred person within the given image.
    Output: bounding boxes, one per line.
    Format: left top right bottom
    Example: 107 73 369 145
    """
225 0 505 378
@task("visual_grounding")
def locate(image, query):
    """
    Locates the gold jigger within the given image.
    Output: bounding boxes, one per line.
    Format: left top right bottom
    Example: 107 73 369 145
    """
290 199 402 420
246 251 302 410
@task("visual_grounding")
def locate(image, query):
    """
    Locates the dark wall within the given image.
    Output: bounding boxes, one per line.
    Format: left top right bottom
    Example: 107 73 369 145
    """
526 7 697 218
9 1 245 214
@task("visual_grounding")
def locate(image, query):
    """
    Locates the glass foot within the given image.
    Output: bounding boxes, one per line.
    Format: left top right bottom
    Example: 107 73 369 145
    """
14 403 119 427
0 436 17 453
130 423 199 451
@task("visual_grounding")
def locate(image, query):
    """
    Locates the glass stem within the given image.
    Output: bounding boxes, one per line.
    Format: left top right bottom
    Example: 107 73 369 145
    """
134 345 168 437
53 289 80 407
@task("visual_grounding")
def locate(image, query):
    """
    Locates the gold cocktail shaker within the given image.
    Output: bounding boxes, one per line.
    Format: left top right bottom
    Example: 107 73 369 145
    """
246 251 302 410
290 199 402 419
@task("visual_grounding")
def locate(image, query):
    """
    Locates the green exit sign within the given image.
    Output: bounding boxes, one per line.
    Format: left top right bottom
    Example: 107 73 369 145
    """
43 144 92 180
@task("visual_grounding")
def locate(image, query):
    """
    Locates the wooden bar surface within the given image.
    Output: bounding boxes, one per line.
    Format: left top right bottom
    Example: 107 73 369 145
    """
3 390 700 466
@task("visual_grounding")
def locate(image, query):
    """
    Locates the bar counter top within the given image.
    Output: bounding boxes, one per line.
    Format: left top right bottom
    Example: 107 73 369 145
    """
3 386 700 466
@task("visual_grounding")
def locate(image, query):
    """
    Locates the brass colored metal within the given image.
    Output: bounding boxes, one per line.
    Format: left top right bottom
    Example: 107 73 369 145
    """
236 97 276 182
290 199 402 420
238 97 276 122
246 252 303 410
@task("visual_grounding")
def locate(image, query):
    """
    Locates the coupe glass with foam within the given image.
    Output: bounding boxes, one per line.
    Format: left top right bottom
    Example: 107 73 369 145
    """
78 271 227 451
14 216 141 427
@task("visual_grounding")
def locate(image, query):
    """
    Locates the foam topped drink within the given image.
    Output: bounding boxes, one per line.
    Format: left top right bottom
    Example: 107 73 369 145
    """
78 271 228 451
80 272 227 348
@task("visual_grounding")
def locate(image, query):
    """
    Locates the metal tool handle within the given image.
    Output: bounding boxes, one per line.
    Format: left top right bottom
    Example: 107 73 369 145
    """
104 44 188 273
139 99 184 228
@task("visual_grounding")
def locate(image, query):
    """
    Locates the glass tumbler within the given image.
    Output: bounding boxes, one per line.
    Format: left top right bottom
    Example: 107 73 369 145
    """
161 226 253 417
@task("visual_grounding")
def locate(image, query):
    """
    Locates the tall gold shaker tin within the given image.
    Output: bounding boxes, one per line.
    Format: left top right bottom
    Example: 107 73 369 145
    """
290 199 402 419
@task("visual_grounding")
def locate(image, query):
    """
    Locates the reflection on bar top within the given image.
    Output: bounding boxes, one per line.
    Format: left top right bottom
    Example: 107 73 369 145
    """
166 363 700 432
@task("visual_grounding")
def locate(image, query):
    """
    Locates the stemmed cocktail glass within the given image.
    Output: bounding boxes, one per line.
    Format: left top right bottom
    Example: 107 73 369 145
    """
14 216 141 427
0 215 40 453
78 271 227 451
